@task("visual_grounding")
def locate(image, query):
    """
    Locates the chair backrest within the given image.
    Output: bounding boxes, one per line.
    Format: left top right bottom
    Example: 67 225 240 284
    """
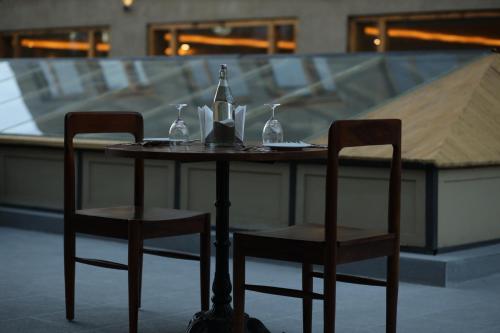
324 119 402 245
64 111 144 216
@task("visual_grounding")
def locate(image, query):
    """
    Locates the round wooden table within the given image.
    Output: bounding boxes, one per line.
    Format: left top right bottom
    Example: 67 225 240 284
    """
106 143 328 333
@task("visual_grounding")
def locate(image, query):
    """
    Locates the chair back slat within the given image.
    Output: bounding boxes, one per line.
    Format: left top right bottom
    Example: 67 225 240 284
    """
64 112 144 216
64 112 144 138
324 119 402 249
330 119 401 151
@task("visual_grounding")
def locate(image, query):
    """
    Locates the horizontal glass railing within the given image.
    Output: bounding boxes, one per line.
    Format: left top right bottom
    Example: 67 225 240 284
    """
0 51 485 144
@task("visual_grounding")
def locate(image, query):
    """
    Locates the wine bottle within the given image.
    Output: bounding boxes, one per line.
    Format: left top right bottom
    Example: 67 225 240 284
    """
211 64 235 146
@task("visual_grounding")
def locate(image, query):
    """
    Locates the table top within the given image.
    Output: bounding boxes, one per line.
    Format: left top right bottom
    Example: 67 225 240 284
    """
105 143 328 162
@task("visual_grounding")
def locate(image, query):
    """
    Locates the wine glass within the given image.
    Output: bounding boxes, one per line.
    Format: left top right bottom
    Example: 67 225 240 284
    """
169 104 189 144
262 103 284 144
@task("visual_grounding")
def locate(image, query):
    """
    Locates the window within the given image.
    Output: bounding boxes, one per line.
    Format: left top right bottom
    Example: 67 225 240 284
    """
0 27 110 58
148 19 296 56
349 10 500 52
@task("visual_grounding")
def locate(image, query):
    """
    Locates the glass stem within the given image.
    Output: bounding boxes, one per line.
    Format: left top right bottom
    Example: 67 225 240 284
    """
271 107 275 120
177 108 182 120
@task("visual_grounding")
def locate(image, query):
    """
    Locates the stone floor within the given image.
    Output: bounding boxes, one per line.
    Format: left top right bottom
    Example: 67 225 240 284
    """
1 226 500 333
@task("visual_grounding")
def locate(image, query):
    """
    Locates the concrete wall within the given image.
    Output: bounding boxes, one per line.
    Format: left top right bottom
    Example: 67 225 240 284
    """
4 145 500 250
295 164 427 247
438 167 500 248
180 161 291 229
0 145 428 248
0 146 176 209
81 152 176 209
0 146 63 209
0 0 499 56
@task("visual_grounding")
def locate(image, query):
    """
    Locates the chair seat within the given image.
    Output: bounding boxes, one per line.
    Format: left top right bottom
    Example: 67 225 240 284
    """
236 224 397 265
239 223 393 245
76 205 206 222
74 206 208 239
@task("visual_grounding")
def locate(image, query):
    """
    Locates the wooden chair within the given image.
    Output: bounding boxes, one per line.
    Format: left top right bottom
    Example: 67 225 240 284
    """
64 111 211 333
232 119 401 333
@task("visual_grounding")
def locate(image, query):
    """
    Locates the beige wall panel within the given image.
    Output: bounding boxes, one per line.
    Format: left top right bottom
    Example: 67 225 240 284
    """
180 162 289 229
0 147 63 209
438 167 500 248
81 152 174 209
296 164 426 247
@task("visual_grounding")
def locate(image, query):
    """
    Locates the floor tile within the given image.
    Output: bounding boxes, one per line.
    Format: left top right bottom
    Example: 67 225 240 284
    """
2 227 500 333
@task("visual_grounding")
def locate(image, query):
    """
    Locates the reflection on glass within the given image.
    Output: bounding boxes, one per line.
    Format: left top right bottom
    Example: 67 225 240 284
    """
0 62 41 135
99 60 129 91
39 62 60 97
313 57 337 92
0 51 485 141
133 61 150 86
53 62 84 95
270 58 309 91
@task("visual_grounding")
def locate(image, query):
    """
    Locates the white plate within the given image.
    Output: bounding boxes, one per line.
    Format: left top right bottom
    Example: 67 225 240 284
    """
263 142 313 150
144 137 173 142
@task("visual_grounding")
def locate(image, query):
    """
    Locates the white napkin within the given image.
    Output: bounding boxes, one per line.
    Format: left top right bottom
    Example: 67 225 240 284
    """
197 105 246 142
197 106 213 143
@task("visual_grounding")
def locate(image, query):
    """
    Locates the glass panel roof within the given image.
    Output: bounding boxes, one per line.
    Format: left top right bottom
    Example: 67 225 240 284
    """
0 51 485 144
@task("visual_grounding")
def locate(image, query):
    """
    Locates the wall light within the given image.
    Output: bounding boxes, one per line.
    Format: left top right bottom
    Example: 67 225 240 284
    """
122 0 134 11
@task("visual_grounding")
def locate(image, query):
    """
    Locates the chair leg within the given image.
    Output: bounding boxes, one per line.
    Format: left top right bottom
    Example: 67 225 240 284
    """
64 225 75 321
200 218 211 311
323 261 336 333
138 238 143 309
128 222 141 333
232 238 246 333
386 253 399 333
302 263 313 333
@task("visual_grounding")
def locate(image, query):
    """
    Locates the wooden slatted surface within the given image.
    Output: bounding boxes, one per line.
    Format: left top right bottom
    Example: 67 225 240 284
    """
315 54 500 168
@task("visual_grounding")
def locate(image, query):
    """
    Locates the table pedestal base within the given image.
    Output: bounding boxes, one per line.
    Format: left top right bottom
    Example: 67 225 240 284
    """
186 310 270 333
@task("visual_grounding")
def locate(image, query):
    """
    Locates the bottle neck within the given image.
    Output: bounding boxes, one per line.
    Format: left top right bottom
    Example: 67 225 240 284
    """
218 78 229 88
214 80 233 103
219 68 228 86
213 65 234 105
219 65 227 78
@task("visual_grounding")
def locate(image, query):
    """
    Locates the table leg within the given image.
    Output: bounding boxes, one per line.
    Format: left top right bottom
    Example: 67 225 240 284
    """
186 160 270 333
